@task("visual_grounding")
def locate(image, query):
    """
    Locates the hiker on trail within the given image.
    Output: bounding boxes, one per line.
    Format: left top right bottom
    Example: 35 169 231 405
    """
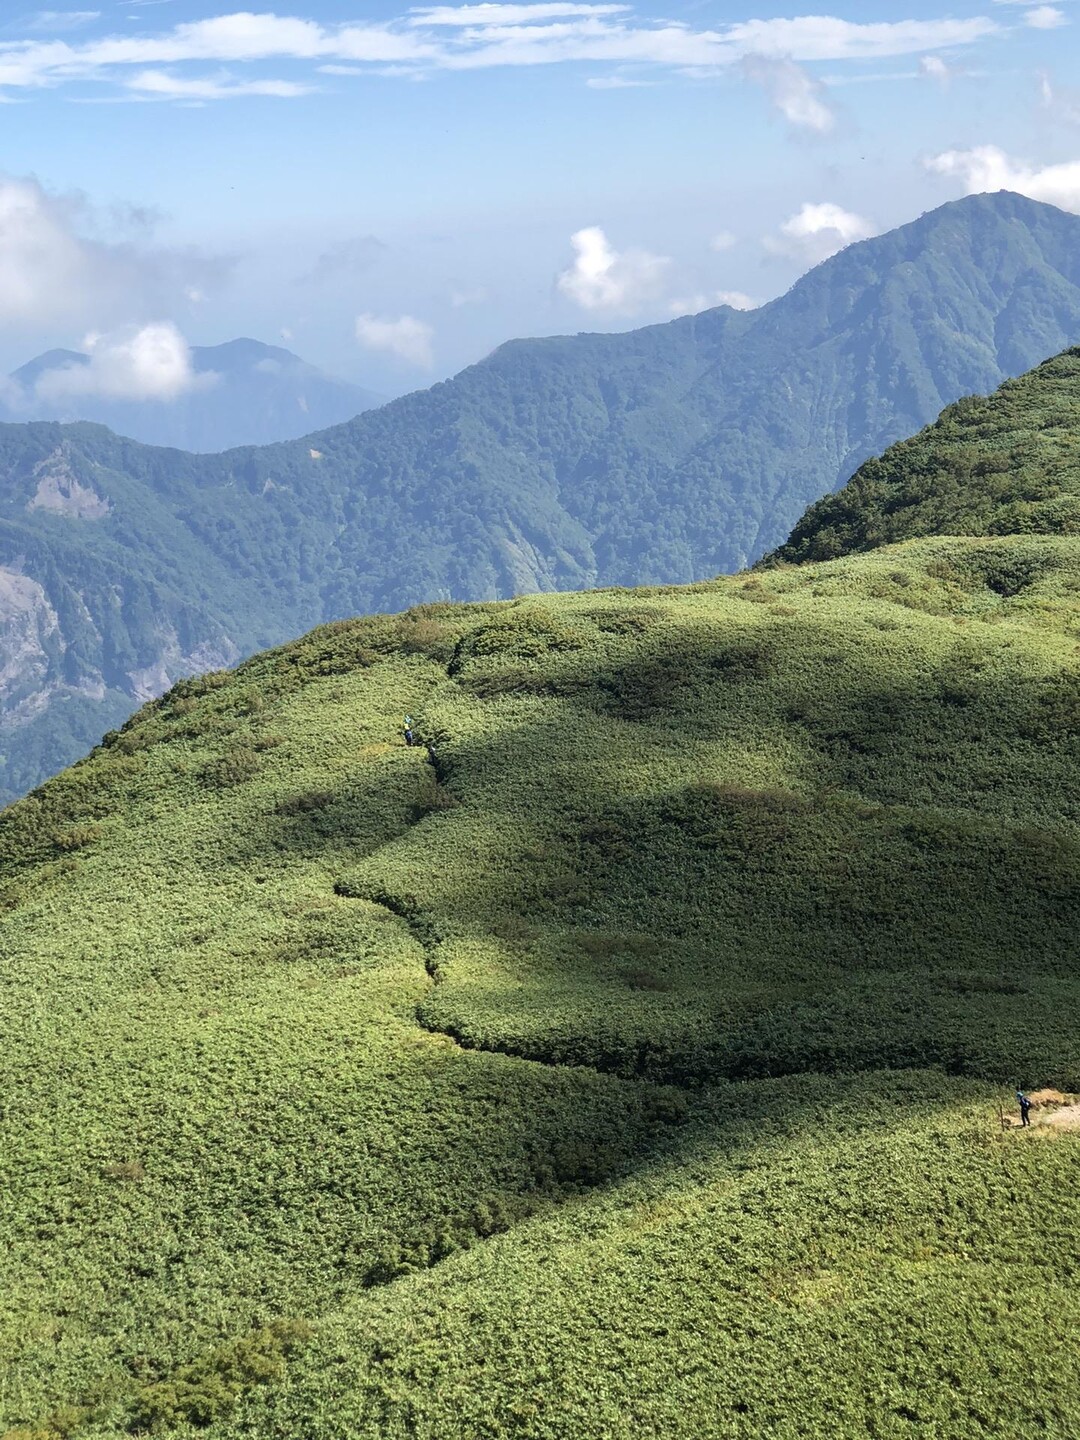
403 715 416 747
1017 1091 1033 1127
425 741 438 766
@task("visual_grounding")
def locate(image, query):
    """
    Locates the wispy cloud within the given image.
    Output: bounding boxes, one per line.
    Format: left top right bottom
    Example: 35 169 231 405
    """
556 226 669 311
668 289 756 316
304 235 388 284
585 73 654 87
993 0 1070 19
126 70 314 99
1024 5 1068 27
1039 70 1080 123
742 53 836 133
409 4 632 25
356 313 435 366
0 7 1005 101
920 54 951 85
23 9 100 31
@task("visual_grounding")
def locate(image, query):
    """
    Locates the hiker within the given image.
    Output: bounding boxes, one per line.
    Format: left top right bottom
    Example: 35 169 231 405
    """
403 715 416 747
425 741 438 766
1017 1091 1033 1127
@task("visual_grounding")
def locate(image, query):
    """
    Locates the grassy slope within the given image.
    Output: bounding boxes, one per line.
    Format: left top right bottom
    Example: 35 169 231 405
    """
2 534 1079 1438
770 348 1080 564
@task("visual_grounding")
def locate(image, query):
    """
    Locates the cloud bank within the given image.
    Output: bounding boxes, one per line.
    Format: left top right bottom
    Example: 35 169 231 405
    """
929 145 1080 212
0 7 1005 101
0 175 228 330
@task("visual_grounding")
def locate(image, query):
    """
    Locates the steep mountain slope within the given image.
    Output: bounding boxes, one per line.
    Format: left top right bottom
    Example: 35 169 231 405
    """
769 347 1080 564
1 514 1079 1437
4 338 384 451
5 191 1080 800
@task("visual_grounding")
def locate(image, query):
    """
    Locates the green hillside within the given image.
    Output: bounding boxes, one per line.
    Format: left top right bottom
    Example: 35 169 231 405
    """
2 518 1080 1434
770 348 1080 564
6 191 1080 800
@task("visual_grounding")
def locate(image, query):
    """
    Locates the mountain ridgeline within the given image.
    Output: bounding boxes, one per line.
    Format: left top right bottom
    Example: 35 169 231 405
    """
2 362 1080 1436
4 190 1080 799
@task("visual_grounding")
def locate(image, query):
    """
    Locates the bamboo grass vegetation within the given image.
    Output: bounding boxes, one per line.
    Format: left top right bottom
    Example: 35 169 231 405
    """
3 361 1080 1436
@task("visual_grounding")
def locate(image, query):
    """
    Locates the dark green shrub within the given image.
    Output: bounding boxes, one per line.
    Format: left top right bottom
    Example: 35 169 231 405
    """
491 914 540 943
200 747 260 789
962 548 1049 597
393 614 456 659
710 642 773 680
276 790 335 816
51 823 103 853
411 775 460 819
622 967 673 992
126 1320 313 1433
591 607 662 634
455 606 582 669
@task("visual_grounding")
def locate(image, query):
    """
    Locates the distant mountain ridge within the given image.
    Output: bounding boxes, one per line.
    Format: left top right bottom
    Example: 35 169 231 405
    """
3 190 1080 800
4 337 384 452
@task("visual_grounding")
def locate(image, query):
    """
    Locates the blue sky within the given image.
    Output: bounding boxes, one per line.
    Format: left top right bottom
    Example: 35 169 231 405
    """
2 1 1079 398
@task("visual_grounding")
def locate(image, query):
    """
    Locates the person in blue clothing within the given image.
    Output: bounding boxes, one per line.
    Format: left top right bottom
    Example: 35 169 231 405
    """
403 715 416 747
1017 1091 1033 1127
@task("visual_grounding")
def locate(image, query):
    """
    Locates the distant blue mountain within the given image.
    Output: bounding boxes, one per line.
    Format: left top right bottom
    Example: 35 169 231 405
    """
6 338 384 452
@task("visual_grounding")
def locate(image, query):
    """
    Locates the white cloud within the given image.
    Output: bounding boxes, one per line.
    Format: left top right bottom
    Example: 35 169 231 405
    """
993 0 1070 18
710 230 737 252
585 74 654 87
715 288 756 310
0 175 228 329
669 289 756 316
33 323 214 402
928 144 1080 211
0 14 435 95
1024 5 1067 26
741 53 836 133
0 9 1002 99
304 235 387 284
765 201 875 263
720 17 998 60
126 70 313 99
355 312 434 366
450 286 488 306
409 4 631 24
556 226 669 311
920 54 951 84
1039 71 1080 123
